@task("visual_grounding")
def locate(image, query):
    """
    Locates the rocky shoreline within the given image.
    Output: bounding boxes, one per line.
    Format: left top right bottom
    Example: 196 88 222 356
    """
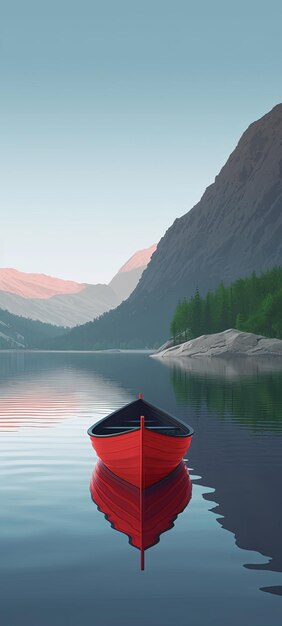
152 329 282 358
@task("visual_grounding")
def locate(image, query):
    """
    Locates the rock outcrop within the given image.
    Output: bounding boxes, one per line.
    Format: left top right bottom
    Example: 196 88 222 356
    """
152 329 282 358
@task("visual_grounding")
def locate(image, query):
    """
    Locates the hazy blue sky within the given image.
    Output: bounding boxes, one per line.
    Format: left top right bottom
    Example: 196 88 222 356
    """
1 0 282 283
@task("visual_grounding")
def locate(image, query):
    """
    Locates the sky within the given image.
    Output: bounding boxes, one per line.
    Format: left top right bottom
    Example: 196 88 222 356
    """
1 0 282 284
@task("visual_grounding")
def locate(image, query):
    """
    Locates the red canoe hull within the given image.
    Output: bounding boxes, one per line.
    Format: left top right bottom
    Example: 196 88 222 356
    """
89 427 192 488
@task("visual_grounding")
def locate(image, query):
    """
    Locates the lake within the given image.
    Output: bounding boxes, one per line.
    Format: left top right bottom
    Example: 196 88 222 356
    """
0 351 282 626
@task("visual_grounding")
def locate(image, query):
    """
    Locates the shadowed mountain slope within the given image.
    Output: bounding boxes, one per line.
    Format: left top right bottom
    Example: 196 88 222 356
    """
50 104 282 348
0 308 66 349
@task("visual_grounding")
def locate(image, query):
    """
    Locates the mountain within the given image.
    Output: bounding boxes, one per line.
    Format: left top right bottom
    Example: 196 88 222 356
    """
0 281 119 328
0 246 155 328
51 103 282 349
109 244 157 302
0 308 66 349
0 268 84 299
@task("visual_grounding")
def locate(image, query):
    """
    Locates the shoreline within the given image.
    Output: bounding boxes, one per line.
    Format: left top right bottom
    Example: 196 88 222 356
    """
0 348 154 354
151 329 282 359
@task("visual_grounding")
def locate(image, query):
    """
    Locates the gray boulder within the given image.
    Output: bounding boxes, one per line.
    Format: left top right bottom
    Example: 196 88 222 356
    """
152 329 282 358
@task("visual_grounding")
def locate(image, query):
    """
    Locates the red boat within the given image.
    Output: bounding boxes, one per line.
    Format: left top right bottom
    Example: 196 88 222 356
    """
90 459 192 569
87 395 194 489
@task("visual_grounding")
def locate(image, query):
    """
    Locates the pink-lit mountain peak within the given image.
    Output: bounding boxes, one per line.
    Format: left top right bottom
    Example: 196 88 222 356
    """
0 268 85 299
0 243 156 307
117 244 157 274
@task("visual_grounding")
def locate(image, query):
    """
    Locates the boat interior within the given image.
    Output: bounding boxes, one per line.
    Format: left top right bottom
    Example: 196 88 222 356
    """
90 399 193 438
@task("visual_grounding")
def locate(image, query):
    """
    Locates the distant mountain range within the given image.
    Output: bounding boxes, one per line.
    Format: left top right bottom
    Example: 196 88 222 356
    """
50 103 282 349
0 244 156 329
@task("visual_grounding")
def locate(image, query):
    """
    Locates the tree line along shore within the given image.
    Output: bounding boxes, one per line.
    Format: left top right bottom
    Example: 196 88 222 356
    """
170 266 282 343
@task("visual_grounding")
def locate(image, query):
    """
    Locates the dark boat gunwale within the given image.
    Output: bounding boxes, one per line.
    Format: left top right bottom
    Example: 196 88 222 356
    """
87 398 194 439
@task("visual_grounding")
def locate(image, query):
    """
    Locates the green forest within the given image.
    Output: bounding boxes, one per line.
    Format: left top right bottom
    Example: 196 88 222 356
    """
0 308 66 349
170 266 282 342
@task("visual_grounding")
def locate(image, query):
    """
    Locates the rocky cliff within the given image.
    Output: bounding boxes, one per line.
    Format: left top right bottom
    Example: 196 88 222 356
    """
52 104 282 348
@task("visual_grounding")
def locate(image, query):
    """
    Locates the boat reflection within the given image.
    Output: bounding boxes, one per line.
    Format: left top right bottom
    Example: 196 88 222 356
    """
90 460 192 570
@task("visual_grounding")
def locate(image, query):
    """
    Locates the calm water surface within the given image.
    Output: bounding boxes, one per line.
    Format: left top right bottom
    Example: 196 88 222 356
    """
1 351 282 626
